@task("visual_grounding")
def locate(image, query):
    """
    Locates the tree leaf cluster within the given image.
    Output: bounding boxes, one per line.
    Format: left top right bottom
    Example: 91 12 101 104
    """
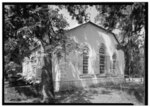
95 3 146 76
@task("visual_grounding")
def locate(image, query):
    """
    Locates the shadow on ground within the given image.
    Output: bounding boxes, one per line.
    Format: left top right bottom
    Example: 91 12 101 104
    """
4 81 144 104
4 81 41 103
14 85 40 98
54 88 108 103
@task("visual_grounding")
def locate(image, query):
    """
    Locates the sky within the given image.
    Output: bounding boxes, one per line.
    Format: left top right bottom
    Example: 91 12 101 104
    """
51 5 99 29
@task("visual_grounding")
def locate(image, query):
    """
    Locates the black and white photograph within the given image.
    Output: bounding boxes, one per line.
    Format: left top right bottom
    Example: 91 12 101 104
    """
3 2 148 105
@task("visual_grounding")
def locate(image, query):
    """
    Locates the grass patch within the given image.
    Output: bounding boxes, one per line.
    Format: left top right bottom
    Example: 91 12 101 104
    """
5 80 145 104
4 81 41 103
128 86 145 104
90 82 145 104
5 82 88 103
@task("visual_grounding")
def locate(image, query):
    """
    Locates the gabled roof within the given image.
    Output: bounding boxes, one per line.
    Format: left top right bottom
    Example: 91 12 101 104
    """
66 21 120 45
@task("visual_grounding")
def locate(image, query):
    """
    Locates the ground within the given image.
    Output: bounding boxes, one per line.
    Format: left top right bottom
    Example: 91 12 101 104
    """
55 87 142 105
4 81 144 105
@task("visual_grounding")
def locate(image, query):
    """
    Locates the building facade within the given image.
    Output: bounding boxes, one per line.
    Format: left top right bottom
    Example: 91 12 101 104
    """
22 22 125 91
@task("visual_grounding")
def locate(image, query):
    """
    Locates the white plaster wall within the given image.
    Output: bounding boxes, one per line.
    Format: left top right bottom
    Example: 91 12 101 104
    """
22 46 44 82
53 23 125 91
66 23 124 75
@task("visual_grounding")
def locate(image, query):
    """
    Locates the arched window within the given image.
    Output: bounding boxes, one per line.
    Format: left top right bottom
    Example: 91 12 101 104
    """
83 46 89 74
112 53 117 72
99 43 105 54
99 43 105 74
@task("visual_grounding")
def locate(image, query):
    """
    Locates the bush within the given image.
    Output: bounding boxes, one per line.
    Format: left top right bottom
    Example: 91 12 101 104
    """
5 61 21 81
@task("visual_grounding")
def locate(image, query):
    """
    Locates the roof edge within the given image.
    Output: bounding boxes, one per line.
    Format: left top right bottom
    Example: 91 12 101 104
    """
66 21 120 45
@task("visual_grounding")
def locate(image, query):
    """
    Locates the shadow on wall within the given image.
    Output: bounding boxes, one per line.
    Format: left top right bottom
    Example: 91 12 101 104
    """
53 23 125 91
67 24 122 76
55 51 86 91
53 50 99 91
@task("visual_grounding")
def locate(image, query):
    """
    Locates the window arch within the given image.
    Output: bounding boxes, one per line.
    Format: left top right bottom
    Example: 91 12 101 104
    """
99 43 105 54
83 46 89 74
99 43 105 74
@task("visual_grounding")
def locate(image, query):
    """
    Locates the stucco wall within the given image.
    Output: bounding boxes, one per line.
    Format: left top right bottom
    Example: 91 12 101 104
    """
53 23 125 91
22 23 125 92
22 46 44 83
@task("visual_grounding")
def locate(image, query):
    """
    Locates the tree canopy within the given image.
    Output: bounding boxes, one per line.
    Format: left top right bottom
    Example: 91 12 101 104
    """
94 3 146 76
4 4 71 102
4 5 69 64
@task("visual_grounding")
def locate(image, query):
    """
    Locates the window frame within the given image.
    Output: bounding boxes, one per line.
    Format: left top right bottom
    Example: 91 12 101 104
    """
99 43 105 74
83 46 89 74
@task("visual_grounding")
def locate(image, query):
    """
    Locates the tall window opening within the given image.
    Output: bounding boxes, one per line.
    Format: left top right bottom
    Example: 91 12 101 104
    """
83 46 89 74
112 53 117 72
99 43 105 74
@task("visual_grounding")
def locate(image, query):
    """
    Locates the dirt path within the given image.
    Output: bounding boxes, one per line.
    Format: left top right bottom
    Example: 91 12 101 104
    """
58 87 143 105
86 88 142 105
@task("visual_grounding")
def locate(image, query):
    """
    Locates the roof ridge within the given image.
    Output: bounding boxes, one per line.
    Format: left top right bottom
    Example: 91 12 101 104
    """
67 21 120 45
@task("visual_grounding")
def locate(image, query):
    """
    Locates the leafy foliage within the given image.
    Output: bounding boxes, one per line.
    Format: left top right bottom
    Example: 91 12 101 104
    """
64 5 90 24
95 3 146 76
4 5 69 101
4 4 69 69
4 5 69 61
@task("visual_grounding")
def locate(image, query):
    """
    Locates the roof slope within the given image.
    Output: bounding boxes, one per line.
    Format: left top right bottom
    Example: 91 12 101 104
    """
67 21 120 45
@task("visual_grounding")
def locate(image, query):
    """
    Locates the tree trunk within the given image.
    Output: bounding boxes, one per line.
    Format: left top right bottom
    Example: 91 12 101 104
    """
40 53 54 103
123 49 130 78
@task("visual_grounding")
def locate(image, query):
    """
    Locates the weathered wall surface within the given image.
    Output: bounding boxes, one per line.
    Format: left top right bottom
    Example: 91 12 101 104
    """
52 23 125 91
22 23 125 92
22 46 44 83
